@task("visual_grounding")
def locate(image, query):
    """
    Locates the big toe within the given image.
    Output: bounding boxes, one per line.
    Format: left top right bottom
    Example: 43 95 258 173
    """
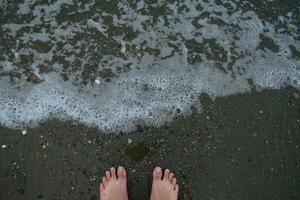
153 166 163 181
117 166 126 180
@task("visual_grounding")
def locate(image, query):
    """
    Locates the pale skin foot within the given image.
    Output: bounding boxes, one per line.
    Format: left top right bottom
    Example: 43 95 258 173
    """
150 167 179 200
99 166 128 200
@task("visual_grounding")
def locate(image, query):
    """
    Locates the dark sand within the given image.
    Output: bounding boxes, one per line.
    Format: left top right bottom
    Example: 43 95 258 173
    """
1 87 300 200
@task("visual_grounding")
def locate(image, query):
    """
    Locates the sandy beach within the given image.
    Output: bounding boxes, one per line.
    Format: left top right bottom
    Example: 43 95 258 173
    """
1 87 299 200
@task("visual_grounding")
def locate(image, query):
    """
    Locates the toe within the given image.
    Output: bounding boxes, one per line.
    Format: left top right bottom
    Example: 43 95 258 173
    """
153 166 162 180
99 183 105 191
175 184 179 192
105 170 111 181
172 177 177 188
117 166 126 178
168 172 174 181
163 169 170 180
102 176 108 187
110 167 116 179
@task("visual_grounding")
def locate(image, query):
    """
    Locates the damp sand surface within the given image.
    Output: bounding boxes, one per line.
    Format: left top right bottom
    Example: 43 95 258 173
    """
1 87 300 200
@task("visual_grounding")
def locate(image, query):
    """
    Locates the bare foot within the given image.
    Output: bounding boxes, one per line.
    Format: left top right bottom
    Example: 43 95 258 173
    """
99 166 128 200
150 167 179 200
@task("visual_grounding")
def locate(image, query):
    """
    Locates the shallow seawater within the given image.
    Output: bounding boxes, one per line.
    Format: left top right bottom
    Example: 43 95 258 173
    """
0 0 299 133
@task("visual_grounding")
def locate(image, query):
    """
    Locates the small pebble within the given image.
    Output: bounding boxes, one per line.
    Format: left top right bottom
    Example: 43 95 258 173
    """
2 144 7 149
42 144 47 149
265 140 269 144
128 138 133 144
293 92 299 99
22 130 27 135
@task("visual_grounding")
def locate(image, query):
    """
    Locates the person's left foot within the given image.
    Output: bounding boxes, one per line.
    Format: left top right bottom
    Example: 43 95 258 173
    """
99 166 128 200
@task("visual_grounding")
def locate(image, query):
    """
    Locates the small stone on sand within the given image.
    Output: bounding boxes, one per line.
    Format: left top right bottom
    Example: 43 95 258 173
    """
22 130 27 135
128 138 133 144
2 144 7 149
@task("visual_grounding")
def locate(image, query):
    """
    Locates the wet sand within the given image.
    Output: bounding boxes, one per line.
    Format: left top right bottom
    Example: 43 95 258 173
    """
0 87 300 200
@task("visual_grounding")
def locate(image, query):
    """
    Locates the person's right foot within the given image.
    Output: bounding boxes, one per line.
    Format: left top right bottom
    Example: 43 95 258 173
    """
150 167 179 200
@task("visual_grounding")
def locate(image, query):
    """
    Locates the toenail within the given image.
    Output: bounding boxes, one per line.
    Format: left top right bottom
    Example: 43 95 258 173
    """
155 167 161 173
118 166 125 174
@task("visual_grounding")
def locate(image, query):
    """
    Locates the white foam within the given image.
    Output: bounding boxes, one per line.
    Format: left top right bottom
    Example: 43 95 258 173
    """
87 19 107 36
0 0 299 133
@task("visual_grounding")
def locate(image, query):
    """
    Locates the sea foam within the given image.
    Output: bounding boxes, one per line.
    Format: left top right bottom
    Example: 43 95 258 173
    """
0 0 299 133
